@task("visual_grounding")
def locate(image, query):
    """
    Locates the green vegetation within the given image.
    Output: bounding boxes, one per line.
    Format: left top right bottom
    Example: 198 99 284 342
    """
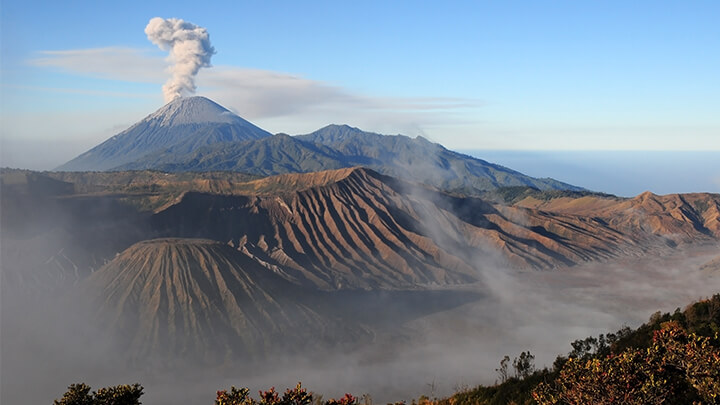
483 186 618 205
441 373 547 405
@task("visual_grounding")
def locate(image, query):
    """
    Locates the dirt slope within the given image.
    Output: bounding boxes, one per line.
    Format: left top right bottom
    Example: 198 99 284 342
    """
83 238 359 364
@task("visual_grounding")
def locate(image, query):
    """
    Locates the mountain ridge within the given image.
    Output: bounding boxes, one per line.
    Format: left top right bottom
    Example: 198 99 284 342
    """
4 166 717 292
144 167 718 289
57 96 581 193
297 124 583 192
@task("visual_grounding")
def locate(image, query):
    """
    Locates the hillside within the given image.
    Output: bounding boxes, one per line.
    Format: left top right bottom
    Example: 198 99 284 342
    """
150 168 720 289
82 238 363 364
297 124 582 193
122 133 350 175
148 167 626 288
0 170 153 291
514 190 720 241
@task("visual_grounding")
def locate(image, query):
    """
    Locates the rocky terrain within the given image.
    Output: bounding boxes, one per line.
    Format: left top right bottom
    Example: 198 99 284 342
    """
3 167 718 295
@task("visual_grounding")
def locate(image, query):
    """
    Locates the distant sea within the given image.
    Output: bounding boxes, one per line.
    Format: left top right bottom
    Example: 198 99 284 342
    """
460 150 720 197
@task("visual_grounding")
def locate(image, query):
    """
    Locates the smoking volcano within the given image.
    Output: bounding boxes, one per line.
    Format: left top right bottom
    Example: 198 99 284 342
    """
56 96 271 171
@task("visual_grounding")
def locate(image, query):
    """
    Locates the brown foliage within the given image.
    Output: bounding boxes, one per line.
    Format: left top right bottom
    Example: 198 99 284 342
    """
215 383 358 405
533 322 720 404
54 383 143 405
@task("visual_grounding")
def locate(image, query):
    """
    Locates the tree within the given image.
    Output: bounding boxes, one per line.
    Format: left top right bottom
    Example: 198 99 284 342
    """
215 383 356 405
324 394 358 405
258 387 280 405
54 383 94 405
93 384 144 405
54 383 143 405
216 387 254 405
513 351 535 379
281 383 313 405
496 355 510 383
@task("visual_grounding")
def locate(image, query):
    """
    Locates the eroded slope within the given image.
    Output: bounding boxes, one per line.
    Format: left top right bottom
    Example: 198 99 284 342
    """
83 238 358 364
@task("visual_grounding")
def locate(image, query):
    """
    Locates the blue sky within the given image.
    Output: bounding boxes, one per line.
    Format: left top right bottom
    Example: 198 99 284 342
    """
1 0 719 171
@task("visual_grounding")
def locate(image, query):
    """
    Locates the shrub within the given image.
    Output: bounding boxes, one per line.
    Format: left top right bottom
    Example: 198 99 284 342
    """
215 383 358 405
54 383 143 405
533 322 720 404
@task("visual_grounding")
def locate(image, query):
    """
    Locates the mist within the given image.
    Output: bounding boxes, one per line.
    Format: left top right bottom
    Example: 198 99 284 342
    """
3 235 718 404
180 247 718 404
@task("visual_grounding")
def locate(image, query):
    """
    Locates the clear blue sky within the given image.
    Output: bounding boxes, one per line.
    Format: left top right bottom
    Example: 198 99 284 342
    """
1 0 719 171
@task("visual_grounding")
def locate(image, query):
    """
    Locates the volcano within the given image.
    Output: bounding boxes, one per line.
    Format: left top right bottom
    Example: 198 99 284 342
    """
56 97 271 171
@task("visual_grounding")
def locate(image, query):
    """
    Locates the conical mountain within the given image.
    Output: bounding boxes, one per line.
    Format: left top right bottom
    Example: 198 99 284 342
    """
81 238 352 364
57 96 271 171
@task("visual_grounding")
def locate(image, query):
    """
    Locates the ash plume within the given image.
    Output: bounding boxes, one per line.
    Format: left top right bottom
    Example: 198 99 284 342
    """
145 17 215 102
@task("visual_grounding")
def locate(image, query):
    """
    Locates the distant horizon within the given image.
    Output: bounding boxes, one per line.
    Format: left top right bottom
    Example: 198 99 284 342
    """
462 149 720 197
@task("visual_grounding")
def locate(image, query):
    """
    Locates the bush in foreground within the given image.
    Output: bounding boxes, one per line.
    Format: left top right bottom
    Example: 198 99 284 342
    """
533 321 720 404
53 383 143 405
215 383 358 405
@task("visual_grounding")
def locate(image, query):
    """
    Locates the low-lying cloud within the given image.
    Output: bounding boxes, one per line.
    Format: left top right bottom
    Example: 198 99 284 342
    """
3 239 718 405
30 47 166 83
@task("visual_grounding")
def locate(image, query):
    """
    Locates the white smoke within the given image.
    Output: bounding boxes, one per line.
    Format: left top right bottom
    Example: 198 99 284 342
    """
145 17 216 102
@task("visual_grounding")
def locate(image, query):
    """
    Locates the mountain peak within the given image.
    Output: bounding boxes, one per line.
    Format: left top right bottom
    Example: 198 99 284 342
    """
56 96 271 172
323 124 363 131
146 96 249 127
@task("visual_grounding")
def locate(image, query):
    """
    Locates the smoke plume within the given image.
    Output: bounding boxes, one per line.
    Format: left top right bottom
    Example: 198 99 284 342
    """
145 17 215 102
